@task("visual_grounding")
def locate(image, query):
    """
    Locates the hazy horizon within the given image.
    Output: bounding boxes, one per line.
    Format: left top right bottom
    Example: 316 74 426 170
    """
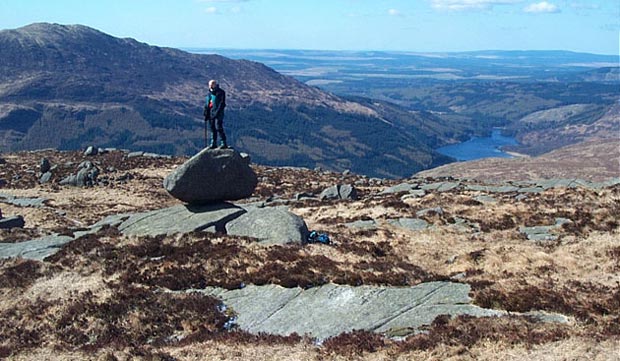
0 1 618 56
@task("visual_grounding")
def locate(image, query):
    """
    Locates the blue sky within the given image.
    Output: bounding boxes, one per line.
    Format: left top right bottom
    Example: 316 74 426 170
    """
0 0 618 54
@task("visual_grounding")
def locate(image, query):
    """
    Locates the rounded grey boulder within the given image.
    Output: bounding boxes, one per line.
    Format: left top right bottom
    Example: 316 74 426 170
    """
164 149 258 204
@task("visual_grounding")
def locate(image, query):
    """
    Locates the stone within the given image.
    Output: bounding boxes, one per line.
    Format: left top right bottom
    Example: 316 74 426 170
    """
380 182 417 195
416 207 444 218
0 193 47 208
421 181 460 192
84 146 98 156
474 195 497 203
466 184 519 193
338 184 358 200
197 282 505 340
111 203 246 237
0 235 73 260
388 218 429 231
0 215 25 229
295 192 316 201
40 158 51 173
164 149 258 204
60 161 99 187
345 219 378 230
449 217 481 233
401 190 426 200
519 225 558 241
515 194 528 201
319 184 358 201
39 171 52 184
226 206 309 245
518 187 544 194
127 151 144 158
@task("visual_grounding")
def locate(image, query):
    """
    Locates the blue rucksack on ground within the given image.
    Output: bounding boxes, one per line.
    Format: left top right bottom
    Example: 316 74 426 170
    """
307 230 330 244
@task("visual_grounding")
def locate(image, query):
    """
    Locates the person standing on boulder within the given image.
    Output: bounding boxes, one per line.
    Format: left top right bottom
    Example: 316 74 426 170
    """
204 79 228 149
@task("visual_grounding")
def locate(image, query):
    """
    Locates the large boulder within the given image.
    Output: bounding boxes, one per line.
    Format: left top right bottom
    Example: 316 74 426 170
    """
164 149 258 204
226 206 309 245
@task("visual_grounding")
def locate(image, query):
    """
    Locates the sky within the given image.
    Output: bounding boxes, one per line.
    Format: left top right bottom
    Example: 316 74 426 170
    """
0 0 618 55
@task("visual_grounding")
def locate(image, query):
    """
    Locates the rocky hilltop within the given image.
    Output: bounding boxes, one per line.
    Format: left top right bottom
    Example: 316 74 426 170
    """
0 23 453 178
0 148 618 360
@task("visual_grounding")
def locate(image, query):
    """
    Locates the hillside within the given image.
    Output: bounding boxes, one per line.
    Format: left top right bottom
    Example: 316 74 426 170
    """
0 148 618 360
504 102 619 155
0 23 453 178
416 139 620 182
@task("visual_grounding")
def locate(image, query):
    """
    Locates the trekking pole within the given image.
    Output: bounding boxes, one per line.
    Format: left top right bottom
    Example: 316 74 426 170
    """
204 117 208 148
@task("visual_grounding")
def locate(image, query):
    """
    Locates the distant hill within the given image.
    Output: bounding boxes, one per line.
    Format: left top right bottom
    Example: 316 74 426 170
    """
0 23 453 178
415 138 620 182
504 102 619 155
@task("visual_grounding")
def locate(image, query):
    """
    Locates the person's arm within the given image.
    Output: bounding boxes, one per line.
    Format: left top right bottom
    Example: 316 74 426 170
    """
211 90 226 118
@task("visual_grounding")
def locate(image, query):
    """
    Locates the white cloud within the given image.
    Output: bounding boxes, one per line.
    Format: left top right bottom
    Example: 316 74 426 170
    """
431 0 522 11
388 9 403 16
524 1 560 13
205 6 218 13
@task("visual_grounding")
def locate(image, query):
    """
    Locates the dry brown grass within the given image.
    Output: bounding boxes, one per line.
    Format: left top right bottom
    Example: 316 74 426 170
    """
1 150 619 359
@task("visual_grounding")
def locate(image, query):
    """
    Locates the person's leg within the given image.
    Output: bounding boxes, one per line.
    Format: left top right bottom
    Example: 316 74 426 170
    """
216 116 227 148
209 118 217 148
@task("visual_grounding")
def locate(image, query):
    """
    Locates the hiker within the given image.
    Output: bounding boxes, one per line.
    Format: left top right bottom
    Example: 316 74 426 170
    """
204 79 228 149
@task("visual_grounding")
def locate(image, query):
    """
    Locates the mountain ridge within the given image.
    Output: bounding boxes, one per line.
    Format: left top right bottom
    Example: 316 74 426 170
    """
0 23 455 178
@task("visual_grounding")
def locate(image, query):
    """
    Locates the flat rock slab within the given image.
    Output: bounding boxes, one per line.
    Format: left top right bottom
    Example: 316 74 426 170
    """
466 185 519 193
421 182 460 192
0 235 73 260
199 282 503 340
101 203 247 237
388 218 429 231
345 219 378 230
0 193 47 208
380 183 418 195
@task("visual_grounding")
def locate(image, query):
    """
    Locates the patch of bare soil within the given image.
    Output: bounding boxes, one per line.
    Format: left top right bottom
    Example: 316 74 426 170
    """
0 150 619 360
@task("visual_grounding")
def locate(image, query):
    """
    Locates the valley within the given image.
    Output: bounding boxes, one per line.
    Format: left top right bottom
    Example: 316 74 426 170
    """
205 48 619 159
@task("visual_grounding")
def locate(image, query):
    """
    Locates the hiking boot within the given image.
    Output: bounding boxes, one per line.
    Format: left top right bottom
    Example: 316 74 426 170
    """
207 144 217 150
218 142 229 149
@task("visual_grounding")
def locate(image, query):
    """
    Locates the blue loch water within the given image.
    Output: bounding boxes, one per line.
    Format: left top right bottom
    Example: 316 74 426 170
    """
436 129 518 161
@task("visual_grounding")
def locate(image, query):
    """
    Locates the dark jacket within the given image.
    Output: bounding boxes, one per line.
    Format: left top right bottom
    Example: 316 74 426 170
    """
204 86 226 120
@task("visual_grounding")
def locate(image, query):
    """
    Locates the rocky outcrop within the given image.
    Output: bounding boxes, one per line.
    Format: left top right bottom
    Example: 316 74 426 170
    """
0 202 309 260
59 161 99 187
196 282 569 340
164 149 258 204
319 184 358 201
